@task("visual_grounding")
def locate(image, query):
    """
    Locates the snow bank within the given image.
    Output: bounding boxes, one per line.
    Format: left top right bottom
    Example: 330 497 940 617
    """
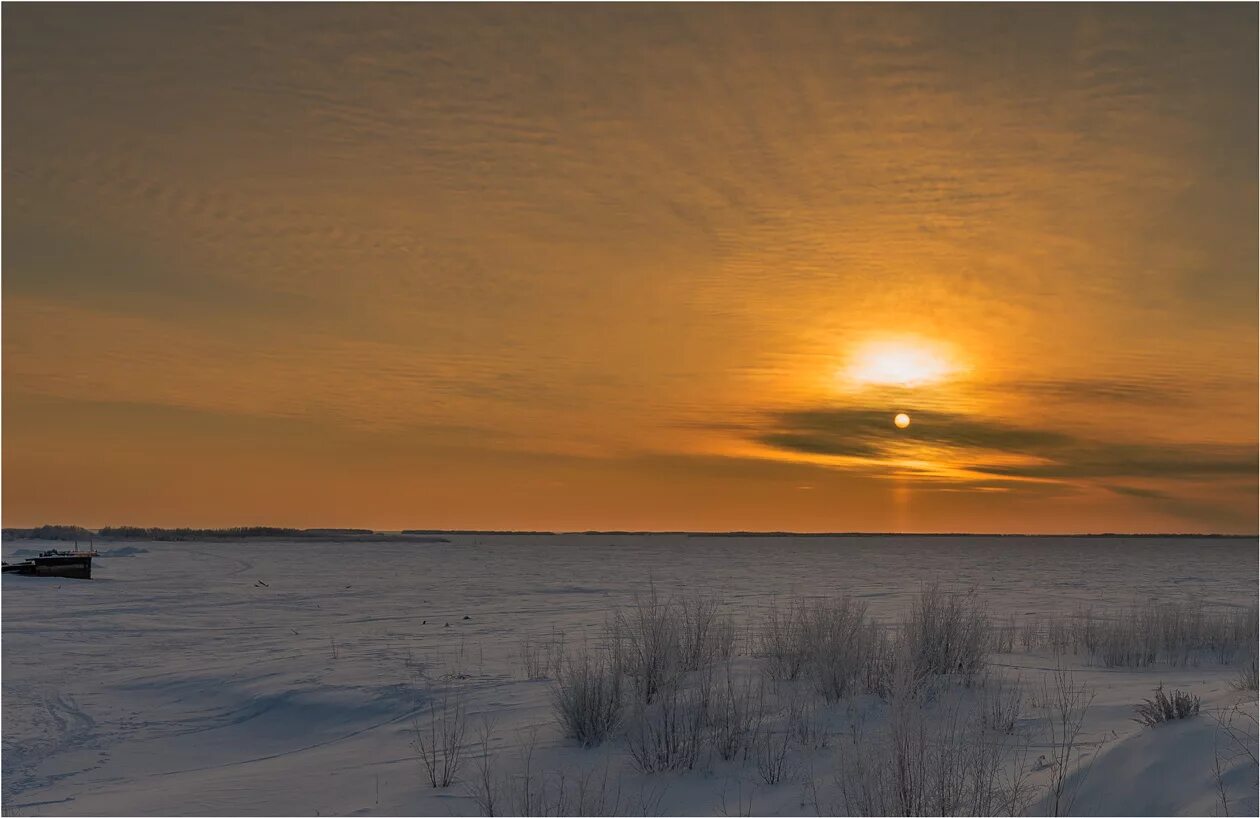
3 535 1256 815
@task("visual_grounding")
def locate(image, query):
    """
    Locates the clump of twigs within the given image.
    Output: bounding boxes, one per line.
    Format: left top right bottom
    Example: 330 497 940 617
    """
413 688 469 787
1133 684 1200 727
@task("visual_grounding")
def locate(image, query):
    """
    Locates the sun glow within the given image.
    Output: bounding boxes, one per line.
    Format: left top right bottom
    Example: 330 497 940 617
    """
844 339 957 387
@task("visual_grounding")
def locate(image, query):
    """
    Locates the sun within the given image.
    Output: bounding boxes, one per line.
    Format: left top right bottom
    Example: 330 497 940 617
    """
894 412 911 429
843 338 956 387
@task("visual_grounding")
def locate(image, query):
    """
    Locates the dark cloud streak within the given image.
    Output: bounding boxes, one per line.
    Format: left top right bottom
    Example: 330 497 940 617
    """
755 406 1257 483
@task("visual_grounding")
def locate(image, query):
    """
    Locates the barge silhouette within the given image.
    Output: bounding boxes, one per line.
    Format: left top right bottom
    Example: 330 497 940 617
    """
2 549 97 579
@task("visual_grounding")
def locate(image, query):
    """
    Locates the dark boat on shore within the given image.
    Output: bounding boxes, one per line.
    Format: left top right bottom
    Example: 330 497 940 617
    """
2 548 97 579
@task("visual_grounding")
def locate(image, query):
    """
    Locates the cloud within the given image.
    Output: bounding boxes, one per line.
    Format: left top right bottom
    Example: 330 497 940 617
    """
2 5 1255 530
1104 485 1169 500
1103 484 1258 529
763 408 1072 452
1004 378 1191 405
753 406 1257 483
973 445 1256 480
996 372 1255 410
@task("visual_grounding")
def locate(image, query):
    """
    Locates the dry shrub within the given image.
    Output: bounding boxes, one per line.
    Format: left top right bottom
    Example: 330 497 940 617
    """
752 722 794 785
989 615 1017 654
412 688 469 788
901 584 990 684
805 599 880 702
552 647 624 747
787 693 830 751
471 726 666 817
979 671 1024 735
836 678 1032 816
1075 601 1257 668
1038 666 1095 818
611 587 733 705
707 665 768 762
624 674 713 773
1132 684 1201 727
610 587 683 705
758 596 884 700
1018 616 1042 651
910 584 990 679
520 630 567 680
680 594 736 672
1234 654 1259 691
1046 617 1074 656
760 598 812 682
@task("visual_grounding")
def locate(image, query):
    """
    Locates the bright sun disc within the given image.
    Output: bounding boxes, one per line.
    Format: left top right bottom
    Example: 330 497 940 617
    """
844 339 955 387
894 412 911 429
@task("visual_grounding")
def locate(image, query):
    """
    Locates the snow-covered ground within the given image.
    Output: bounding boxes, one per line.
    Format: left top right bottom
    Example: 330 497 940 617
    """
2 535 1256 816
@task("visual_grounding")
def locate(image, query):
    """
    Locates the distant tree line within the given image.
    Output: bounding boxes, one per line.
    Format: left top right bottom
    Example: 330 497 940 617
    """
2 526 376 541
400 529 558 535
1 524 95 541
97 526 306 540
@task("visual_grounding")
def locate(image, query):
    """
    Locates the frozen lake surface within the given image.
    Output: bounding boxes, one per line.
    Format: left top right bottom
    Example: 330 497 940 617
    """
3 534 1257 815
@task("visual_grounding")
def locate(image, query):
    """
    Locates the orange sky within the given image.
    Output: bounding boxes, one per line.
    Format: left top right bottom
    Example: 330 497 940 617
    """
4 5 1257 533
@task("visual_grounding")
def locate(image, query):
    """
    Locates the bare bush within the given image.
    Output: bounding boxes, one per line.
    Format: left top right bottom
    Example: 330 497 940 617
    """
805 600 879 702
679 595 736 672
625 675 713 773
521 630 567 681
1212 702 1258 766
1235 656 1259 692
866 633 921 703
833 715 887 816
1210 702 1258 818
760 598 812 681
413 688 469 788
836 684 1032 816
465 718 500 816
610 586 735 706
1132 685 1200 727
503 725 543 816
610 587 683 705
707 666 768 762
1019 616 1042 651
552 647 624 747
532 764 626 816
1214 604 1260 664
989 615 1017 654
1046 617 1074 656
733 620 761 659
1078 605 1157 667
717 777 757 817
860 625 894 696
757 596 883 700
521 636 547 681
474 727 664 817
901 584 989 684
787 693 830 751
979 671 1024 735
1038 666 1096 817
753 723 794 785
1071 601 1257 669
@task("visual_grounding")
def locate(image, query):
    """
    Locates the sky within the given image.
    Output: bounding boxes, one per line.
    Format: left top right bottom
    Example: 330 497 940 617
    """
3 4 1256 533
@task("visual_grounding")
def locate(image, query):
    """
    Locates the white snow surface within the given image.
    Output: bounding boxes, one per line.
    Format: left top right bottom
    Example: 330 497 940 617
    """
2 534 1257 816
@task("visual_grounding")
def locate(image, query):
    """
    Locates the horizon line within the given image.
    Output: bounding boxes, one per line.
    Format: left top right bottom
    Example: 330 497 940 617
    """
2 524 1255 539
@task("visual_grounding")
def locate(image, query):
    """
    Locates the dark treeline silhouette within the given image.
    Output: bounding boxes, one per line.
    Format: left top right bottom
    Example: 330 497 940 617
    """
4 526 1247 541
1 524 95 541
679 531 1252 539
98 526 305 541
3 526 376 541
400 529 558 536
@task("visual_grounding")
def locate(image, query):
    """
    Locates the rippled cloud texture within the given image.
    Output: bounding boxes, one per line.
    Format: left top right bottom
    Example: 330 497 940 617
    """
4 5 1256 532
